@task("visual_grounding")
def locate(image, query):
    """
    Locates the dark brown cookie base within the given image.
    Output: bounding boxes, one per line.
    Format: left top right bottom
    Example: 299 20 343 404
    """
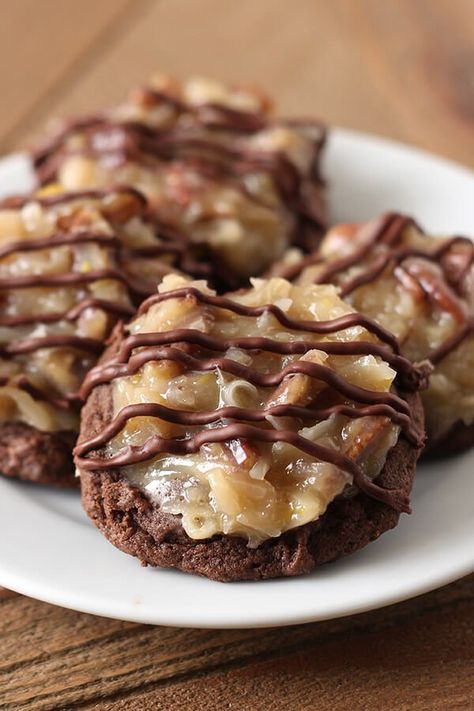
424 418 474 459
0 422 78 488
79 381 424 582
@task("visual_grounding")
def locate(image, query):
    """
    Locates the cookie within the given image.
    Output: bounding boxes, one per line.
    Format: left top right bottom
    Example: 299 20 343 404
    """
0 187 191 486
32 74 327 289
75 274 424 581
0 422 75 487
272 213 474 454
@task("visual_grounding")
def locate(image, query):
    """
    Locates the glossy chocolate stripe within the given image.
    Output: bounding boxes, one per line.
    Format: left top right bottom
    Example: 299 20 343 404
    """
127 132 302 198
339 237 474 298
0 230 198 274
0 267 149 295
74 422 409 512
137 286 401 350
76 274 420 511
32 115 110 167
0 225 202 283
299 213 474 363
80 345 414 421
113 331 415 400
76 401 419 451
314 213 412 285
11 376 81 408
0 334 103 357
0 296 134 327
32 91 326 228
0 232 119 260
276 252 323 281
430 319 474 364
0 188 160 417
102 88 323 139
44 133 306 211
135 88 271 132
277 213 412 282
1 186 147 210
400 261 468 323
80 341 416 401
192 102 268 132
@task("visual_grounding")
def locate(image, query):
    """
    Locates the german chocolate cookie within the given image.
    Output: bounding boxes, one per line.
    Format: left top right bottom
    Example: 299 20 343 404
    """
273 213 474 455
76 275 424 581
32 74 327 289
0 187 192 486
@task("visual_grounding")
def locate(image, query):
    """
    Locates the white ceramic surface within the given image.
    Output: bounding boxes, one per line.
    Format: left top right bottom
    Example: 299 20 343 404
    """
0 130 473 629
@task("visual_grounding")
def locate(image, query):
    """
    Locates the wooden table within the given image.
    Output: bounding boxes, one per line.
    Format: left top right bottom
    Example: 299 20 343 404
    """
0 1 473 708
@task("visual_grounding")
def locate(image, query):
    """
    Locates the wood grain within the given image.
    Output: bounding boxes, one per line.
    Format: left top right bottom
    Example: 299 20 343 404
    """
0 0 133 149
0 575 473 710
3 0 474 167
0 1 473 709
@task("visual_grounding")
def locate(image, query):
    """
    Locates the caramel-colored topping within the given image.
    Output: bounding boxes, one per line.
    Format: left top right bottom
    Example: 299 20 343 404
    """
284 213 474 442
33 76 327 284
0 189 188 434
76 275 422 544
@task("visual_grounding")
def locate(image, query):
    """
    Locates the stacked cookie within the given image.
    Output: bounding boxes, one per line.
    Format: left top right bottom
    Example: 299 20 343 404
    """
1 75 470 581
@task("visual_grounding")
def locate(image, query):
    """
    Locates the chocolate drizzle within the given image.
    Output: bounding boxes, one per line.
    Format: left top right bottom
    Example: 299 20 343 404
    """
430 319 474 364
77 401 417 452
0 188 189 414
0 188 211 280
75 285 424 513
0 186 147 210
136 286 400 349
0 267 149 294
283 212 474 364
77 423 409 512
0 298 134 328
0 374 80 409
32 86 327 260
0 334 103 357
80 340 416 413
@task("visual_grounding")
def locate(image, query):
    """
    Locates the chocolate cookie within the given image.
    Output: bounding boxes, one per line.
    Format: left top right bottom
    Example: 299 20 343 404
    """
32 74 327 289
0 188 193 486
424 418 474 459
272 213 474 455
0 422 75 487
76 275 424 581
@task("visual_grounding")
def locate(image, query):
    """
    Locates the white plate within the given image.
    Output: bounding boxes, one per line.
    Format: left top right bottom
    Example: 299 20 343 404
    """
0 131 473 629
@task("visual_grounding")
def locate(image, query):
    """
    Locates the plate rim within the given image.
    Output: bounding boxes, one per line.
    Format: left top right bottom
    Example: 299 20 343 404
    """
0 524 473 629
0 128 473 629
